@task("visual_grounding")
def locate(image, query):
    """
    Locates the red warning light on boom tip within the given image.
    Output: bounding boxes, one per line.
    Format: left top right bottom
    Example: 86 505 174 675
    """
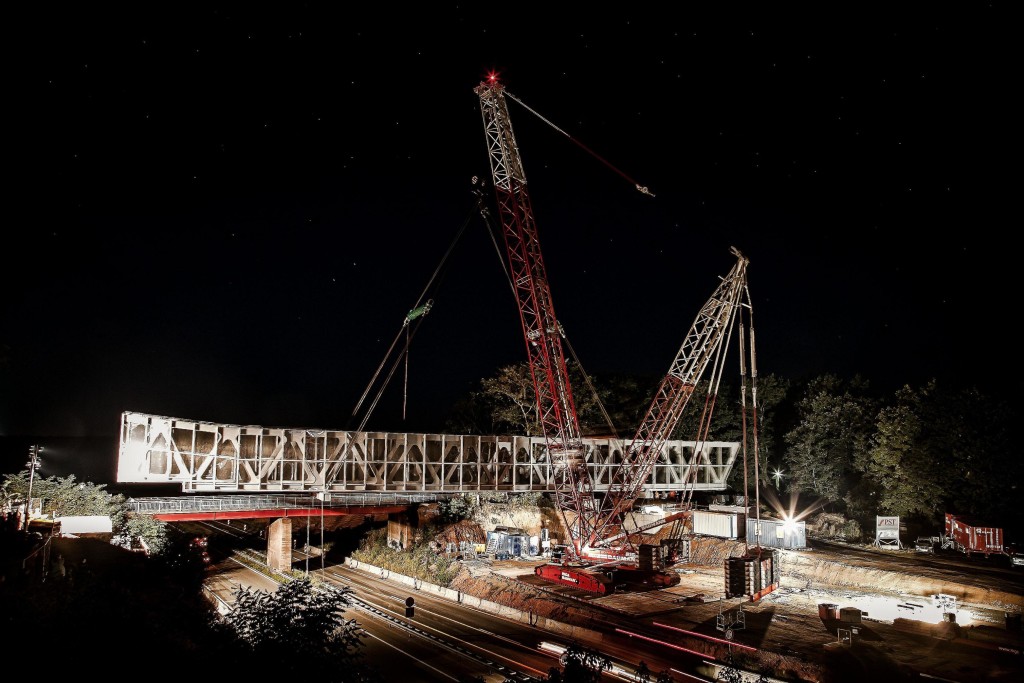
486 71 500 84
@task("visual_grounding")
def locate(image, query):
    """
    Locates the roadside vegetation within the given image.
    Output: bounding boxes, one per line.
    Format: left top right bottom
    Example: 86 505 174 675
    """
0 472 171 552
351 526 464 587
0 515 375 680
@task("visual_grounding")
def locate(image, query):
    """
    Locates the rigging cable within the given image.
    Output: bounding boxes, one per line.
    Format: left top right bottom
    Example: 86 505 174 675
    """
347 195 479 431
503 89 656 198
476 178 623 444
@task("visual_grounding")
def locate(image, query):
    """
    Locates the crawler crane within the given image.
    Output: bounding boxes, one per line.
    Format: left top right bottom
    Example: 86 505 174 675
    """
475 76 754 593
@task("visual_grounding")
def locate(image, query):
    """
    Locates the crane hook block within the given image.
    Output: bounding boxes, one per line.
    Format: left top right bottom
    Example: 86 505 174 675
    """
403 300 434 327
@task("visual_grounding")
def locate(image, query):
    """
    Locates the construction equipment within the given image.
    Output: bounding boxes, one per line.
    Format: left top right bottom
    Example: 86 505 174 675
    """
475 76 755 593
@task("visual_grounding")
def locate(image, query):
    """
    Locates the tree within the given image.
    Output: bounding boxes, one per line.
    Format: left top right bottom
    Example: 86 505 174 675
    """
546 641 612 683
475 362 541 435
863 380 1020 529
580 371 658 438
224 577 371 681
118 512 170 555
634 663 675 683
716 653 744 683
865 382 947 520
663 374 790 495
911 383 1017 525
437 493 476 523
782 375 877 506
1 470 131 530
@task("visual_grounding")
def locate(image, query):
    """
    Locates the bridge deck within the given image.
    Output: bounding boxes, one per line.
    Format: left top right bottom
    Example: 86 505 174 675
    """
129 491 447 517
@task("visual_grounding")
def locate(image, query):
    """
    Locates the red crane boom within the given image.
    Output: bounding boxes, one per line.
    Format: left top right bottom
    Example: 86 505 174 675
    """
475 77 597 559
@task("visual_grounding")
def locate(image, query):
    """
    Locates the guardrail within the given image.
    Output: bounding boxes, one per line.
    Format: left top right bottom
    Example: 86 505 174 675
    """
128 492 450 514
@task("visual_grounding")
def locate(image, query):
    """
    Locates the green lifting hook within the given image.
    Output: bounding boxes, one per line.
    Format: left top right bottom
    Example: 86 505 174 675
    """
403 299 433 327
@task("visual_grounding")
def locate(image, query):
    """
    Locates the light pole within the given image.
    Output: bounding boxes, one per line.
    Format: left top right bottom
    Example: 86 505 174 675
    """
23 444 42 531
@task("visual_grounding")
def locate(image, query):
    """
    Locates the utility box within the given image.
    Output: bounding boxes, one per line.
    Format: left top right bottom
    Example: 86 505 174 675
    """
819 603 840 620
840 607 862 624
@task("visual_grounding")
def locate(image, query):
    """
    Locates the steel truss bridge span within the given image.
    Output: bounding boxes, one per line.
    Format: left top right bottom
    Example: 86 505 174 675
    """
117 411 740 495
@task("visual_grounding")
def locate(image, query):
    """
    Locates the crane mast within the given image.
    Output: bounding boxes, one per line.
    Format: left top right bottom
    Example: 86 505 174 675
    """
475 77 597 559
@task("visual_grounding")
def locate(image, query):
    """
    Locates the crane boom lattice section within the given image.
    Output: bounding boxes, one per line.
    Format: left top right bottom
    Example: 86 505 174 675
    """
590 250 751 550
476 79 596 556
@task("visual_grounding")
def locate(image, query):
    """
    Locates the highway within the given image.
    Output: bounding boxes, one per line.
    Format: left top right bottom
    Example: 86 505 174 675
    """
185 520 556 682
181 519 717 682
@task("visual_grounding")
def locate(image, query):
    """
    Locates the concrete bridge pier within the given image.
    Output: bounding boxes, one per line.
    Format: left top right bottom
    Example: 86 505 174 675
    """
387 504 436 550
267 517 293 571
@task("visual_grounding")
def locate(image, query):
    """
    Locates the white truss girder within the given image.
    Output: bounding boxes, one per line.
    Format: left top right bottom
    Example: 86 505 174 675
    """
117 411 739 494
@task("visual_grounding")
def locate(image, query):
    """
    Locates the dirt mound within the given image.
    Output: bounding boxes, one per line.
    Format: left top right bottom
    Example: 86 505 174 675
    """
447 563 597 625
806 512 860 541
687 536 747 564
432 519 487 547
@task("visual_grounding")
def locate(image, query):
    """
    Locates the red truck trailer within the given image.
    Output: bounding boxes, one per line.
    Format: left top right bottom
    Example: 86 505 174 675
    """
942 512 1004 557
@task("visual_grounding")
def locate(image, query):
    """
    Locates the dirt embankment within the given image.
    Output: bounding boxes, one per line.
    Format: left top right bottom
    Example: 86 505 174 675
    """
779 549 1023 612
431 505 1023 620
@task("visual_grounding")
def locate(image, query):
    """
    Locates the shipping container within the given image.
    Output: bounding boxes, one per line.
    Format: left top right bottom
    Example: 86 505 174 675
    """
746 518 806 550
943 512 1003 557
693 510 741 539
708 504 750 536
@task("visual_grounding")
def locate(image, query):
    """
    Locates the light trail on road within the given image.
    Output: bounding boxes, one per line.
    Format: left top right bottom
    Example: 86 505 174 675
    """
322 564 551 682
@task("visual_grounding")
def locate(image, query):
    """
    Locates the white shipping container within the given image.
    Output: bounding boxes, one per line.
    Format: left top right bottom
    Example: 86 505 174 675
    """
746 518 807 549
708 504 749 536
693 510 740 539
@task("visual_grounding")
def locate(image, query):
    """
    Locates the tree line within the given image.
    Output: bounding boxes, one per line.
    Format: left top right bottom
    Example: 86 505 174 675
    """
445 363 1023 540
2 362 1019 545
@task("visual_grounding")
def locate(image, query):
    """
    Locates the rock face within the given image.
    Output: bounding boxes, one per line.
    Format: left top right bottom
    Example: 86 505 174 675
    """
468 499 555 540
432 519 487 548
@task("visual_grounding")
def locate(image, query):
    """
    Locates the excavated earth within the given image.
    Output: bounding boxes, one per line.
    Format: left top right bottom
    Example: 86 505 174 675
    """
436 519 1023 683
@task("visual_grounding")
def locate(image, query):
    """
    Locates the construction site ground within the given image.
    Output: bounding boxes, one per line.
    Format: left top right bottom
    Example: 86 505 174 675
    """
445 536 1024 682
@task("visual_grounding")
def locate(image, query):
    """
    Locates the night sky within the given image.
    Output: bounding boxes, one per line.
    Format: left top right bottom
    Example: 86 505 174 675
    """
4 5 1015 461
